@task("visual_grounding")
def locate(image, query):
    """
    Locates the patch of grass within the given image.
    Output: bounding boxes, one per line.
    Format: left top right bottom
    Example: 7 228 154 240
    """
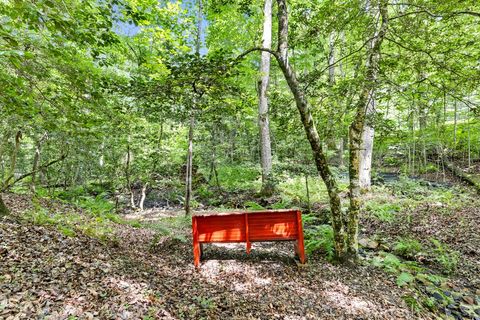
146 215 190 248
57 225 76 237
23 206 117 243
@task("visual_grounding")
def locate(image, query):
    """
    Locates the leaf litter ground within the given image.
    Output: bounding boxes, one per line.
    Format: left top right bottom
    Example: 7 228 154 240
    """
2 192 475 319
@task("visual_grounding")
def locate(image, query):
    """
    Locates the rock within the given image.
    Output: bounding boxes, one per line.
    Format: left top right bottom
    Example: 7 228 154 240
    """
379 244 390 251
459 305 470 316
359 238 379 249
463 296 475 305
443 291 452 297
475 308 480 316
432 292 444 302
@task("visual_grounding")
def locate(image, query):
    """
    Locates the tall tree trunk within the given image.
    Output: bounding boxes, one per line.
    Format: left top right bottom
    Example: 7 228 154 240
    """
258 0 274 195
453 100 458 151
185 116 194 215
126 143 135 209
358 0 377 190
347 0 388 260
185 0 202 216
274 0 346 261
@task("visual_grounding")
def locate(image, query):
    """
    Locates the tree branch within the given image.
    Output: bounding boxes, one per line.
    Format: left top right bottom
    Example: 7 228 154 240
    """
1 154 67 192
235 47 279 62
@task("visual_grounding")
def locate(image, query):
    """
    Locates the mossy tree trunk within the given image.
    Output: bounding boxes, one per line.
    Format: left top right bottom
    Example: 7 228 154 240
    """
275 0 346 261
0 194 9 217
347 0 388 260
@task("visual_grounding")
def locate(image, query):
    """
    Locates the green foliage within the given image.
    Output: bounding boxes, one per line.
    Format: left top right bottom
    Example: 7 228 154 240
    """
402 294 422 313
393 238 423 258
396 272 415 287
365 201 400 222
147 215 190 249
216 165 260 191
244 201 264 210
430 239 459 274
372 253 402 273
304 224 334 260
23 206 117 243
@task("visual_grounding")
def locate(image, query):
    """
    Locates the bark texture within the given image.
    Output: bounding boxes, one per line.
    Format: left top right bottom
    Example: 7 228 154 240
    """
347 0 388 260
274 0 346 260
359 101 374 189
258 0 274 195
0 194 9 216
185 116 194 216
185 0 202 216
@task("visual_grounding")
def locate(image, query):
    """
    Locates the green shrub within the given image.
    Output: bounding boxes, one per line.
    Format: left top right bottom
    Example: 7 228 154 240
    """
305 224 334 260
365 201 400 222
244 201 264 210
430 239 459 274
216 165 260 190
393 238 423 258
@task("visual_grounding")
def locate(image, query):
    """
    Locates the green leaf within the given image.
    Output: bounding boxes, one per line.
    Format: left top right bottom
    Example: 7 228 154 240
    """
396 272 414 287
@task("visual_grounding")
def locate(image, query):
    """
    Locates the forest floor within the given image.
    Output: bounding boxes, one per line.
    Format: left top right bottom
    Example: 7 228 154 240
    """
1 175 480 319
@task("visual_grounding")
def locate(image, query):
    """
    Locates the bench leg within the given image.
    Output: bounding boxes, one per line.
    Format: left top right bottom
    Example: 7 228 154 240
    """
246 241 251 254
193 240 201 268
296 239 306 264
295 210 306 264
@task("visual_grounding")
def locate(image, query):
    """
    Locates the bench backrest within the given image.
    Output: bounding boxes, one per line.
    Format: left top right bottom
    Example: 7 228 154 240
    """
194 210 299 243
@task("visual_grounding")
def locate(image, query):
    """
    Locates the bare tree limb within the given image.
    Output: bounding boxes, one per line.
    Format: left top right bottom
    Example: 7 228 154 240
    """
1 154 67 192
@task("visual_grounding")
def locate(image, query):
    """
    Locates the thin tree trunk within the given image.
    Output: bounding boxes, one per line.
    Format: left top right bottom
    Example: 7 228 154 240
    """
358 0 377 190
258 0 274 195
185 0 202 216
467 109 471 168
453 100 458 151
274 0 346 261
209 128 221 188
30 133 47 193
126 143 135 209
185 116 194 215
347 0 388 260
305 173 311 212
139 183 148 211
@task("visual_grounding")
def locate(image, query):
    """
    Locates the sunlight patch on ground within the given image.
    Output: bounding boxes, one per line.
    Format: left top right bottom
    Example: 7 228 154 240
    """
200 259 273 293
321 280 378 316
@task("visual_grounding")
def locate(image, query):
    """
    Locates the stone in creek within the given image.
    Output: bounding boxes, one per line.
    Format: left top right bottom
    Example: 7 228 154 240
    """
463 296 475 305
432 292 444 302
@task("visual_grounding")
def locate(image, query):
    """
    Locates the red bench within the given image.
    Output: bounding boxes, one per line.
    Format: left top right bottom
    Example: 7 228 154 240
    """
192 209 306 267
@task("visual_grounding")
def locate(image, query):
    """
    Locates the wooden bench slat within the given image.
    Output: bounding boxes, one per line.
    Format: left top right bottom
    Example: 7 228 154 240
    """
192 210 306 267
